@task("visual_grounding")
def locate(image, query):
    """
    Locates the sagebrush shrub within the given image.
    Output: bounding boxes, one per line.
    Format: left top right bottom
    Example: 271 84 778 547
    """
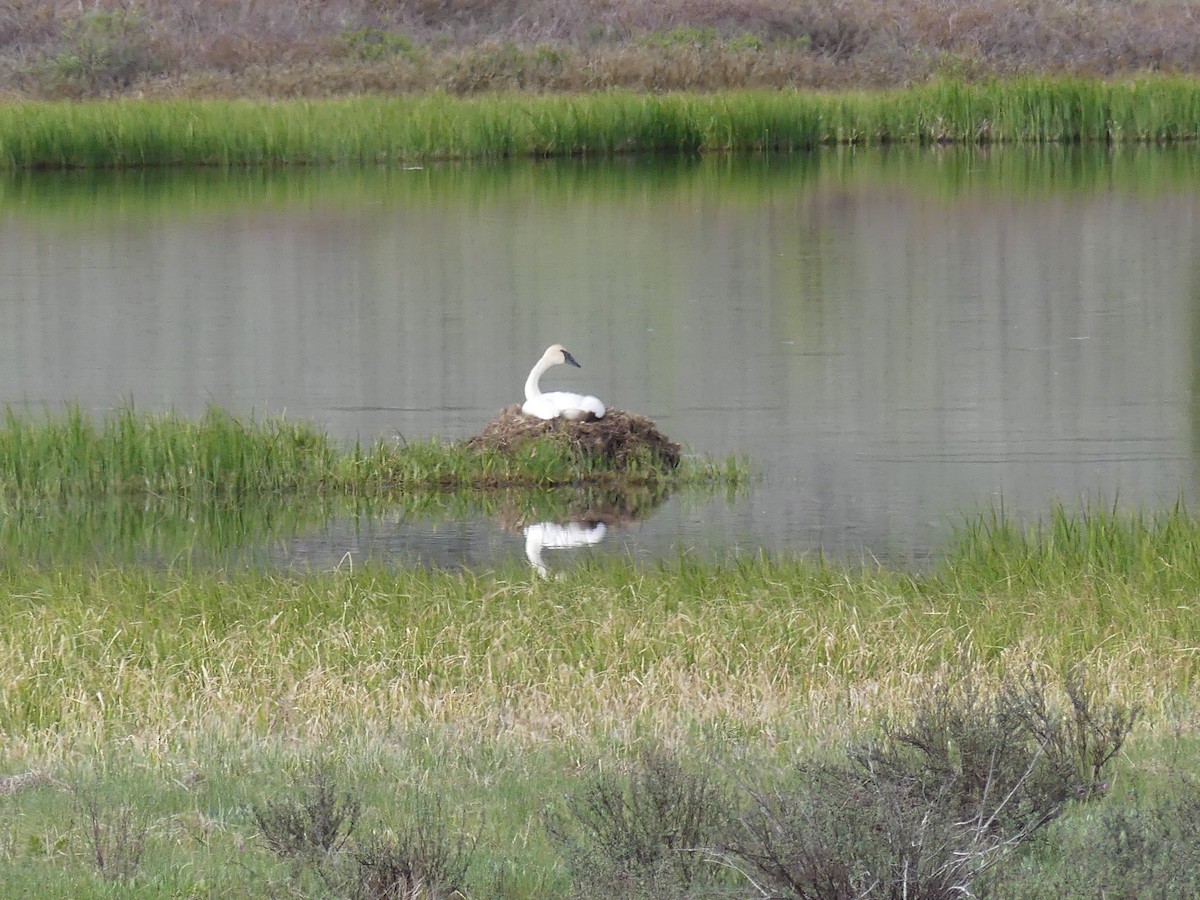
347 793 476 900
546 747 729 898
722 667 1137 900
252 763 361 858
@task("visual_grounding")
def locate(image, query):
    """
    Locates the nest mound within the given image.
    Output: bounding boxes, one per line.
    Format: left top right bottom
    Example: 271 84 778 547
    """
467 404 681 470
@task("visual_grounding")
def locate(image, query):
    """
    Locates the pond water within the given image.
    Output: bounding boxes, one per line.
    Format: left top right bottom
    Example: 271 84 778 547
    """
1 147 1198 573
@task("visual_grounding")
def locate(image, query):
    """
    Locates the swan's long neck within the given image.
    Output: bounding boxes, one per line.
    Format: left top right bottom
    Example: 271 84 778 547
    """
524 356 552 401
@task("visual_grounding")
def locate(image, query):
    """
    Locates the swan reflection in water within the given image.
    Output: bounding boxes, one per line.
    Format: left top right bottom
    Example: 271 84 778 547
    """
524 520 607 578
503 481 674 578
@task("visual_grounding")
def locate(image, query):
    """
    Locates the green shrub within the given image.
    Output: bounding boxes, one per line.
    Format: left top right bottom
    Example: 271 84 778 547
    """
339 28 421 63
347 793 477 900
43 9 163 96
983 771 1200 898
447 41 530 91
74 789 148 882
727 33 765 53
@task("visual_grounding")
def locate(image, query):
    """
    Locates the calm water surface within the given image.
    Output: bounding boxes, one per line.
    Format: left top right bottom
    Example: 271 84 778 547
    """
1 148 1198 572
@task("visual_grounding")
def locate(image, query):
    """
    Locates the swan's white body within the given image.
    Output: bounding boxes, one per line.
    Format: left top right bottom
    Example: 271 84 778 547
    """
521 344 606 421
524 521 607 579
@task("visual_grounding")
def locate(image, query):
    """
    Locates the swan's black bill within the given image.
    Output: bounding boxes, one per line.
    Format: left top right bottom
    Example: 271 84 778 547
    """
562 350 582 368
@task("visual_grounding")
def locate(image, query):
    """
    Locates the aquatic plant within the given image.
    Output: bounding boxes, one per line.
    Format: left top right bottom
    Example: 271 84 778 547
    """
0 405 335 499
943 501 1200 594
0 78 1197 169
0 405 742 500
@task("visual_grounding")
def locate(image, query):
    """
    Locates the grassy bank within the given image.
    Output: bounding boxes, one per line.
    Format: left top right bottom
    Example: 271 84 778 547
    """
2 78 1199 169
0 505 1198 894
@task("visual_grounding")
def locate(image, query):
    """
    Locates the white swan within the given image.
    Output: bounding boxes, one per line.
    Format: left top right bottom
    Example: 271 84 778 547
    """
521 344 606 422
524 521 608 579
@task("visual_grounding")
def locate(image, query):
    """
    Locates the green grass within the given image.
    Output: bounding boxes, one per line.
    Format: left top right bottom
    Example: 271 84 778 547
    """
1 78 1198 168
0 405 740 500
0 406 740 570
0 728 1196 898
2 504 1199 760
946 500 1200 593
0 405 336 499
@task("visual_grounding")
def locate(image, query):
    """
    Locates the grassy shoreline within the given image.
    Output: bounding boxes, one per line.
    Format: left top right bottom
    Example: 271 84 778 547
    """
3 505 1198 759
0 512 1198 895
2 78 1199 169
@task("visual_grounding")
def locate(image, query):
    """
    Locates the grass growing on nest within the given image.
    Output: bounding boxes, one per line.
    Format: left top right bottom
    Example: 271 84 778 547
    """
0 405 743 500
1 77 1198 169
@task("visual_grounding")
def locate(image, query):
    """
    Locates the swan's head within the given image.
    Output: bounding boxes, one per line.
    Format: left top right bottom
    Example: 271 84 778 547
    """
544 343 582 369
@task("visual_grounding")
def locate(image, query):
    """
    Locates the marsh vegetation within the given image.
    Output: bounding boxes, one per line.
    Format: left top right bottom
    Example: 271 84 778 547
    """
0 404 1197 896
0 405 734 499
0 404 739 567
0 502 1198 895
1 4 1198 891
2 78 1199 170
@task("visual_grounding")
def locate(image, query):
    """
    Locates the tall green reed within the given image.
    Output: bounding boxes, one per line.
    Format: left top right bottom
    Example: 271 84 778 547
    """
0 78 1197 169
943 501 1200 594
0 405 334 499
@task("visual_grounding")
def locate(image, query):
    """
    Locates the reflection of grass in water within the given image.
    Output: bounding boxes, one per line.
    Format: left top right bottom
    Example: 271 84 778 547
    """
0 452 708 566
484 481 679 531
4 146 1199 230
0 495 336 567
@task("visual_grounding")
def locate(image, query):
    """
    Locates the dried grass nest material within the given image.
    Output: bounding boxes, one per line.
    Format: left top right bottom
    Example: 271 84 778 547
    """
467 405 681 470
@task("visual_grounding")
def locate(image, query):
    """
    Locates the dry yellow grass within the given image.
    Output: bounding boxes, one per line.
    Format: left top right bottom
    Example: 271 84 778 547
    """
1 560 1196 768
